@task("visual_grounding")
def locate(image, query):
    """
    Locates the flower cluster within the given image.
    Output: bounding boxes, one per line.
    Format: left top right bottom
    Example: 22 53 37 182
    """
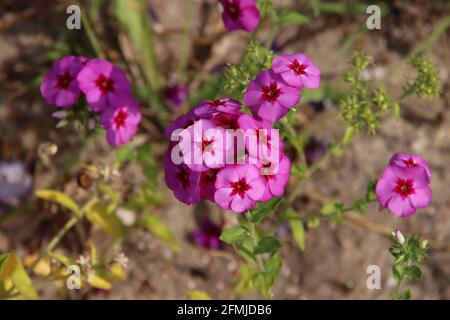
219 0 260 32
376 153 432 217
164 52 320 213
40 56 141 147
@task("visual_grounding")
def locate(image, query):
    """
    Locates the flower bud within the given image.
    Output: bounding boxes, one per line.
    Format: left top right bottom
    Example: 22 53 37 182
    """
395 229 405 244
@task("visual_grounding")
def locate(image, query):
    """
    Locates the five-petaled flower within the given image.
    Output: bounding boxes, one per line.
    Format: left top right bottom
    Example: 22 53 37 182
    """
244 70 301 122
219 0 260 32
272 53 321 89
376 160 432 218
40 55 84 108
100 99 142 147
214 164 265 212
77 59 132 112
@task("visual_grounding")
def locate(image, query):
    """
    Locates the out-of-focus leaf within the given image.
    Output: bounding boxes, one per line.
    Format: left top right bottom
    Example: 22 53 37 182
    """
187 290 212 300
139 213 179 251
288 215 305 251
254 236 281 254
24 255 51 277
88 274 112 290
0 253 38 299
89 240 100 267
36 189 80 217
47 251 73 267
275 10 309 25
110 263 126 281
86 204 124 239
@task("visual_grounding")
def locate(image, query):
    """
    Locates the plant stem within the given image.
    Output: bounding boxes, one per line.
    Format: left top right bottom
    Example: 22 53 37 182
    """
79 2 106 59
249 220 264 272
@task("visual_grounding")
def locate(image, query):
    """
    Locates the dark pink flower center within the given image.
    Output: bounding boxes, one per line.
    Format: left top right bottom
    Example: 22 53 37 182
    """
394 179 414 197
199 138 214 152
288 60 307 76
261 82 282 102
208 99 226 107
262 162 275 179
230 178 251 198
95 74 115 93
114 110 128 128
224 1 242 20
402 158 417 167
55 71 74 90
201 169 218 186
176 166 191 189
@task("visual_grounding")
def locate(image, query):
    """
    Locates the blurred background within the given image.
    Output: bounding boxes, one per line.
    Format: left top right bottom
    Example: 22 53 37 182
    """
0 0 449 299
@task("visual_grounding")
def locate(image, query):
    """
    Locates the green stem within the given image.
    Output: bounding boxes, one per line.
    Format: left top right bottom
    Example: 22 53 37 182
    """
249 221 264 272
79 2 106 59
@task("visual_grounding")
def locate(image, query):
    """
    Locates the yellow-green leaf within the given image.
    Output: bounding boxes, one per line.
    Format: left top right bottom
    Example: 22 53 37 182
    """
0 253 38 299
187 290 212 300
139 213 179 251
36 189 80 217
88 274 112 290
86 204 124 239
47 251 73 267
289 218 305 251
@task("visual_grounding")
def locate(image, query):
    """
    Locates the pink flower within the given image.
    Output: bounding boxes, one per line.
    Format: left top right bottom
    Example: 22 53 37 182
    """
219 0 260 32
100 99 141 147
179 119 231 172
194 98 242 118
164 110 198 139
214 164 265 213
376 164 432 218
244 70 301 122
40 55 83 108
237 114 283 163
192 218 223 250
164 150 201 205
77 59 132 112
389 153 431 180
258 154 291 202
162 83 189 110
272 53 320 89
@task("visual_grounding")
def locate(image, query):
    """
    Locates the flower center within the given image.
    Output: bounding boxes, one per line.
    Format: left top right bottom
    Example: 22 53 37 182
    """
199 138 214 153
176 166 191 189
402 158 417 167
208 99 226 107
55 71 74 90
114 110 128 129
288 60 307 76
394 179 414 197
95 74 115 93
261 82 282 102
225 1 242 20
230 178 251 198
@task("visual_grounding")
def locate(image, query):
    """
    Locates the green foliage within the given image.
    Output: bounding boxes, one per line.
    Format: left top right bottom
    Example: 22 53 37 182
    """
254 236 282 254
36 189 81 218
138 213 179 251
246 197 282 223
86 203 124 239
340 52 400 134
0 253 37 299
187 290 212 300
221 41 275 99
274 10 310 26
389 233 429 300
220 226 250 244
403 53 440 100
320 201 344 224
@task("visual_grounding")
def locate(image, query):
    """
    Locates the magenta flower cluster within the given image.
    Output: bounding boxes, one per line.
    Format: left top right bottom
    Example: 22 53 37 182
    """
376 153 432 218
219 0 260 32
164 52 320 213
40 56 141 147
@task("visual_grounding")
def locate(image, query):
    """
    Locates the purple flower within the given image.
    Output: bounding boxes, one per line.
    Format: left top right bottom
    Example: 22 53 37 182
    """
219 0 260 32
272 53 320 89
200 169 220 202
164 150 201 205
0 161 33 206
40 55 83 108
164 110 198 139
162 84 189 110
244 70 301 122
192 218 223 250
389 153 431 180
77 59 132 112
214 164 265 213
258 154 291 202
376 163 432 218
99 99 141 147
179 119 232 172
305 138 327 164
194 98 242 118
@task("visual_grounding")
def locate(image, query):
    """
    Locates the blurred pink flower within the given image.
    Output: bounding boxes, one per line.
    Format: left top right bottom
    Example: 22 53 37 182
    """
77 59 132 112
162 83 189 110
40 55 83 108
219 0 260 32
99 99 141 147
244 70 301 122
214 164 265 213
376 163 432 218
192 218 223 250
194 98 242 118
272 53 321 89
389 152 431 180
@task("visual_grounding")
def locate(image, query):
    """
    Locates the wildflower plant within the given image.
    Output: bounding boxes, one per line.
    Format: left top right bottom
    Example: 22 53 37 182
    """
2 0 447 301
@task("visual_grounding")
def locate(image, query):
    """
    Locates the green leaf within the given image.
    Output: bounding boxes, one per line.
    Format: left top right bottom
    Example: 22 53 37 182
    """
275 10 309 25
390 289 411 300
405 265 422 281
36 189 80 217
307 216 320 228
247 198 282 223
0 253 37 299
187 290 212 300
86 204 124 239
289 218 305 251
254 236 282 254
47 251 73 267
139 213 179 251
220 226 250 244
